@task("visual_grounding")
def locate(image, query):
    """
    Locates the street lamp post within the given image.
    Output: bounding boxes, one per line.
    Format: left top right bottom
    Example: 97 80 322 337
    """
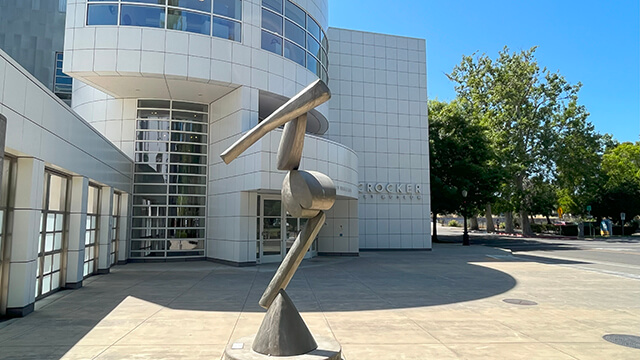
462 190 470 246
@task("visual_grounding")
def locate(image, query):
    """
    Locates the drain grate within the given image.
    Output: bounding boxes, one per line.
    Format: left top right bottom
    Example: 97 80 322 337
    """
502 299 537 306
603 334 640 349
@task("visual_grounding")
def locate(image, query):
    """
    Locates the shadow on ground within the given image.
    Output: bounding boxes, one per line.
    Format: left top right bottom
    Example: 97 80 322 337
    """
0 248 518 359
436 232 584 253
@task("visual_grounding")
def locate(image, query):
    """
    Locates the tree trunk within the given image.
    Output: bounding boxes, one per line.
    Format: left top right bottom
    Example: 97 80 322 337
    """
485 204 495 232
516 173 533 237
470 216 479 230
505 211 514 233
546 214 551 224
432 213 438 243
521 209 533 237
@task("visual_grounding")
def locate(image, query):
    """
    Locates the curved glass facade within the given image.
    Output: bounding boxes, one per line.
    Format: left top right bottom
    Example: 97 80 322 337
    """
86 0 242 41
131 100 208 259
261 0 329 83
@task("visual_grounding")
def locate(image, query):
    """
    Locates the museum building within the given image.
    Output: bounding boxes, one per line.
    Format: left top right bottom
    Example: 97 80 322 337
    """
0 0 430 317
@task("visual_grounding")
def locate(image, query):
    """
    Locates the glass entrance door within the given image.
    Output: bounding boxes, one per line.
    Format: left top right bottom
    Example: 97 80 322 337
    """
257 196 318 264
260 197 283 263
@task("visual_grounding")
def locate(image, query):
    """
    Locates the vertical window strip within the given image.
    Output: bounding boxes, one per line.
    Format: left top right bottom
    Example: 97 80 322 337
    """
260 0 328 81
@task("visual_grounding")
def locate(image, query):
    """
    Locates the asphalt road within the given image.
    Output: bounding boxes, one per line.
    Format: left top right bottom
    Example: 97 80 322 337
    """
434 224 640 280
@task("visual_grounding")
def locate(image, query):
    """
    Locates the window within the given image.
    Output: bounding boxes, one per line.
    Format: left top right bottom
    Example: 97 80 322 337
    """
54 53 72 106
260 0 328 83
131 100 208 259
167 8 210 35
121 5 165 28
111 193 120 266
86 0 242 42
36 172 68 300
87 3 118 25
83 185 99 278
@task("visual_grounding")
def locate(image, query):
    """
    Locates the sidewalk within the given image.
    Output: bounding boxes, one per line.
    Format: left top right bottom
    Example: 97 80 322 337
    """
1 244 638 359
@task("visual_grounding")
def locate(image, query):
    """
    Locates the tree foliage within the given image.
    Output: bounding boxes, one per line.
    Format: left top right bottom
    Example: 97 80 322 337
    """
590 142 640 222
429 100 504 219
446 46 605 234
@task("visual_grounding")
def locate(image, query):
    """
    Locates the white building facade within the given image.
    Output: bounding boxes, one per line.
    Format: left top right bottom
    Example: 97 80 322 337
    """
0 0 429 316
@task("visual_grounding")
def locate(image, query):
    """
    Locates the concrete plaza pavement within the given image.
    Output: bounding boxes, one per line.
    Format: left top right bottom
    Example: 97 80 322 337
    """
1 235 639 359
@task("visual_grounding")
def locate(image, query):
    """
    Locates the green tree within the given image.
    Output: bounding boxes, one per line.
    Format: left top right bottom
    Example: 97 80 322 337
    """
447 46 597 236
591 142 640 222
429 100 503 241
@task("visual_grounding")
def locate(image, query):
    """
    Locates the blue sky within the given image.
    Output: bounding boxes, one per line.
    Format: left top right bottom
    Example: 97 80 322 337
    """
329 0 640 143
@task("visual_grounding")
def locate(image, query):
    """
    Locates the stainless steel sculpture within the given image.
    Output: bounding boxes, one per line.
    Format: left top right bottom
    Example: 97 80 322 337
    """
222 80 341 360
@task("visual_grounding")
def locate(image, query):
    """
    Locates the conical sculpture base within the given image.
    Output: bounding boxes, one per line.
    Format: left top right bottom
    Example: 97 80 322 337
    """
252 289 317 356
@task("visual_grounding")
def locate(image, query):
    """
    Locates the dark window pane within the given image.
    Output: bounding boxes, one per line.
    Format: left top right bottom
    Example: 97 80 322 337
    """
134 173 169 184
173 111 207 122
262 0 282 13
170 154 207 165
87 4 118 25
212 16 241 41
171 122 208 133
307 33 320 58
55 76 73 85
307 53 319 75
307 15 320 40
171 143 206 153
132 218 166 227
261 30 282 55
168 206 206 216
137 109 171 119
169 185 206 194
167 9 211 35
284 19 304 47
169 175 207 185
172 101 208 112
213 0 241 20
169 196 206 206
262 8 282 35
285 0 304 27
133 195 167 205
171 132 207 144
284 40 304 66
168 0 210 12
169 164 207 175
138 99 171 108
121 5 165 28
127 0 167 4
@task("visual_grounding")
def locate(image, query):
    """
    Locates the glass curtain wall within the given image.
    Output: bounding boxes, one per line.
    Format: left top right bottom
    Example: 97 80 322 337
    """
83 185 99 277
260 0 329 83
131 100 208 259
111 193 120 266
36 171 68 299
86 0 242 41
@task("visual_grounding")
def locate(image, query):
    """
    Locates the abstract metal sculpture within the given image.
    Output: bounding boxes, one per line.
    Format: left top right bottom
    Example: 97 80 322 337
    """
222 80 341 359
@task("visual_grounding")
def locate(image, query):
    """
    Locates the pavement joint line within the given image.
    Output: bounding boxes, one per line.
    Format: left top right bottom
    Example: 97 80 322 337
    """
300 267 341 352
227 265 259 352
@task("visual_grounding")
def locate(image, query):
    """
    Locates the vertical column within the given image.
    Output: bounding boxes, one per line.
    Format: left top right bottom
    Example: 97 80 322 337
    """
66 176 88 289
97 186 113 274
6 157 45 317
117 193 130 264
0 113 7 315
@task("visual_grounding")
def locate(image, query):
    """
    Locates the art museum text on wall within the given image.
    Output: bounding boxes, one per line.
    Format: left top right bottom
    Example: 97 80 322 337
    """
358 183 423 200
